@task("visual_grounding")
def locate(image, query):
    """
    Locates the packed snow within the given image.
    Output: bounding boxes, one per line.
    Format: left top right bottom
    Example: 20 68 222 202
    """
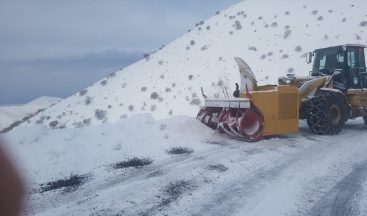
2 0 367 215
3 116 367 215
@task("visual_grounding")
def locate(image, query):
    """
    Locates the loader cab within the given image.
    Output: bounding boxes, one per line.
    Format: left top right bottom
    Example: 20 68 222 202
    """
310 45 367 89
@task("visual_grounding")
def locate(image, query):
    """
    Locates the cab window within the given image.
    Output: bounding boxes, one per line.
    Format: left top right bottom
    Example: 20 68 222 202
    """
347 49 356 68
359 48 366 68
312 47 341 75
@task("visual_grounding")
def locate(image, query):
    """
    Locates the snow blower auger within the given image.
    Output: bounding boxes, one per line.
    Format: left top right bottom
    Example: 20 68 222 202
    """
197 100 264 141
198 44 367 141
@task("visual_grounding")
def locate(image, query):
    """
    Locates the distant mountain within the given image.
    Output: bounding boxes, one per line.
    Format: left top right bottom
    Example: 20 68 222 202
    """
24 0 367 128
0 96 61 131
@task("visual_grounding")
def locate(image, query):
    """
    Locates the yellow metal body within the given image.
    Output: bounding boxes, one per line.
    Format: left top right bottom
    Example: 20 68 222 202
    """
241 85 299 136
347 89 367 107
347 89 367 118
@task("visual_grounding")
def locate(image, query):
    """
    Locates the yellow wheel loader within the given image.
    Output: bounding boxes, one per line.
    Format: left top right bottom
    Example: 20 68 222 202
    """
197 44 367 141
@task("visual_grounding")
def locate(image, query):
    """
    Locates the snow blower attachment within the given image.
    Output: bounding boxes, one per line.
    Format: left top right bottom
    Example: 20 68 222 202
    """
198 57 299 141
198 44 367 141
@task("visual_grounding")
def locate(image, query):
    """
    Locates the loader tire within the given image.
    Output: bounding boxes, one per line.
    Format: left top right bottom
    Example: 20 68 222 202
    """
306 91 348 135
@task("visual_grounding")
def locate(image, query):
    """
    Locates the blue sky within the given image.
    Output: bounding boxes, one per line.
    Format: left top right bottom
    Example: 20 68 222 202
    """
0 0 241 105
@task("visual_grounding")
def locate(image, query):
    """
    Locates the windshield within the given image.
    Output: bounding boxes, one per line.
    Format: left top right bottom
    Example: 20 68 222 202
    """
312 47 344 76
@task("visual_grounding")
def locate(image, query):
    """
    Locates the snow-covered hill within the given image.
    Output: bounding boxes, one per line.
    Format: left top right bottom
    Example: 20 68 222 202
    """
4 0 367 215
0 96 61 131
23 0 367 129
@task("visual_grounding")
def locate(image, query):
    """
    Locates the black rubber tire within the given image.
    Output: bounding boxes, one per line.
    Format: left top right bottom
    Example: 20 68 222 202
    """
364 116 367 126
300 100 310 120
306 91 348 135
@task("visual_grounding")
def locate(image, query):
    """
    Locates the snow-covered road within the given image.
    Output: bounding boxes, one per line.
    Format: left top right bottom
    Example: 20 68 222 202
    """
2 0 367 214
13 117 367 216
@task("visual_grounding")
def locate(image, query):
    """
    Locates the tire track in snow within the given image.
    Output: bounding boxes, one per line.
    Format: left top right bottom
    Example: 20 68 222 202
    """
308 160 367 216
190 128 367 216
191 145 320 216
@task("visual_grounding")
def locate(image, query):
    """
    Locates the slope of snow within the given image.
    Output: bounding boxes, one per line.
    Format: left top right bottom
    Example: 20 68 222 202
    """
24 0 367 128
0 96 61 130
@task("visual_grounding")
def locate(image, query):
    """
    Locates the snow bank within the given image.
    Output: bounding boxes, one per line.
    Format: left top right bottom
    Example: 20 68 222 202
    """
4 114 215 184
